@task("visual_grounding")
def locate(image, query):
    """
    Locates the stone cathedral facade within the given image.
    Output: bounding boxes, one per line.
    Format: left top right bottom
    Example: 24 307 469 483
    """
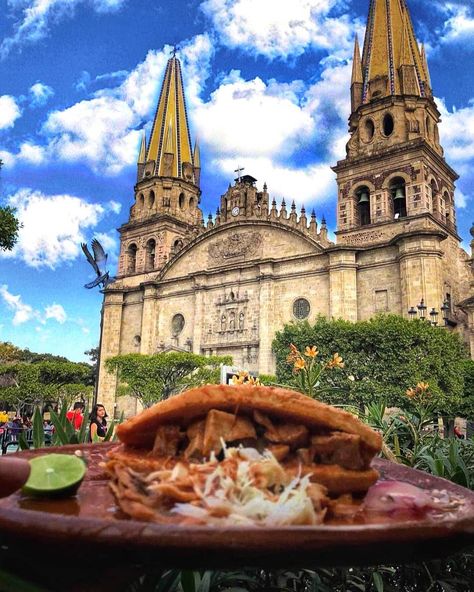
98 0 474 415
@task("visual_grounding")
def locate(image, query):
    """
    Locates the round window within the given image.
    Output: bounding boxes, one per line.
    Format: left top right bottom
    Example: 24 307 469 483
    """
293 298 310 320
171 313 185 335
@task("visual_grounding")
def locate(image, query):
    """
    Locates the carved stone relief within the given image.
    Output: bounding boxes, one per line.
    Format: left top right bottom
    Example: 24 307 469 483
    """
208 231 262 264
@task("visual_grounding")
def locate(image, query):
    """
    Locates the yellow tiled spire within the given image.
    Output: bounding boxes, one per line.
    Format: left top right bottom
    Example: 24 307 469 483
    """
137 130 146 165
351 34 363 85
361 0 429 102
146 54 194 180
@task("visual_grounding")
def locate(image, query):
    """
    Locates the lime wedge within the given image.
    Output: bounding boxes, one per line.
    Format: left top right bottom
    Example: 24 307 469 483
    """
22 454 86 498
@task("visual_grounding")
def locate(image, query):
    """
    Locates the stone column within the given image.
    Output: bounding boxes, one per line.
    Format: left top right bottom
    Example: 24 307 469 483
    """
397 234 444 316
192 279 205 354
97 290 124 414
140 283 158 354
258 263 275 374
328 250 358 321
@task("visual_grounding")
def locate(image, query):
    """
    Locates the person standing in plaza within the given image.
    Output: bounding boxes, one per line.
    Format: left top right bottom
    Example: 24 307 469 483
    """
66 402 85 430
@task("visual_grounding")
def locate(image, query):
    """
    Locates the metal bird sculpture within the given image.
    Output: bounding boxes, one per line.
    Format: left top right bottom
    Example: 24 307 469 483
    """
81 239 112 289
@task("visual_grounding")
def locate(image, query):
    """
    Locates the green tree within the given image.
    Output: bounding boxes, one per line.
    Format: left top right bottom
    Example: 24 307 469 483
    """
106 352 232 408
0 205 20 251
273 315 467 414
0 342 23 363
0 359 93 415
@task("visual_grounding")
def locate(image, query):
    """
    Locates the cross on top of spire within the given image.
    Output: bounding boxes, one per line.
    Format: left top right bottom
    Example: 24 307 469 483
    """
234 165 244 182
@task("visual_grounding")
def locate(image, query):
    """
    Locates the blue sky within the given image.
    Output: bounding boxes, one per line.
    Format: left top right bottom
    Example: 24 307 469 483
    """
0 0 473 362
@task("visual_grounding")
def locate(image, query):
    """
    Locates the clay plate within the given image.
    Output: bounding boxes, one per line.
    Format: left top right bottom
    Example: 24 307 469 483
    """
1 443 474 569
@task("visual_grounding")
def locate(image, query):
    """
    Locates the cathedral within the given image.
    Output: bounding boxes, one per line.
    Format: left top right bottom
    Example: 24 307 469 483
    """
97 0 474 414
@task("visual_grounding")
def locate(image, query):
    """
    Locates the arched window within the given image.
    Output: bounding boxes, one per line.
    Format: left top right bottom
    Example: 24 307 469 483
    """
146 239 156 271
383 113 394 137
389 177 407 219
361 118 375 143
189 197 195 210
426 116 431 137
138 193 144 209
443 191 451 226
148 190 155 209
127 243 137 273
356 185 371 226
430 179 440 218
179 192 185 209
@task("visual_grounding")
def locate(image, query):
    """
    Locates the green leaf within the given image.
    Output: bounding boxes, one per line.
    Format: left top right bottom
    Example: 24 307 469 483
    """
372 571 384 592
18 429 30 450
180 570 198 592
103 419 115 442
32 406 44 450
49 408 70 445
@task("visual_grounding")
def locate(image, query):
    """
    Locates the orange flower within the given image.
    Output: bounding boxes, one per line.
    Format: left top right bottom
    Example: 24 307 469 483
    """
305 346 318 358
231 371 260 386
416 382 429 393
406 387 416 398
287 343 300 363
327 353 344 369
294 358 306 371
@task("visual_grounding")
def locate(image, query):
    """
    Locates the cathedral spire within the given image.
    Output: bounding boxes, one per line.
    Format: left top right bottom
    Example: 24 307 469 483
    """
351 35 364 112
420 44 431 89
351 35 363 85
145 54 195 181
361 0 429 103
137 130 146 165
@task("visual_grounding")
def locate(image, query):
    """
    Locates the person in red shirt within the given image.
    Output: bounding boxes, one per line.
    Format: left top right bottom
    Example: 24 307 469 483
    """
66 402 85 430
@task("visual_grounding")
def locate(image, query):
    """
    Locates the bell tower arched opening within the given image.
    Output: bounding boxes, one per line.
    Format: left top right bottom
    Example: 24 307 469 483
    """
356 185 371 226
389 177 407 219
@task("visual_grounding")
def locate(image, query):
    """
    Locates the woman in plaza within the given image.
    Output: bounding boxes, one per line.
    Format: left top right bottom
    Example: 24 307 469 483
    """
88 404 108 442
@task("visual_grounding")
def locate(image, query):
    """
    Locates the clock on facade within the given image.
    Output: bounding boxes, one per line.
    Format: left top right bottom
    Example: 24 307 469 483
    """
231 206 240 216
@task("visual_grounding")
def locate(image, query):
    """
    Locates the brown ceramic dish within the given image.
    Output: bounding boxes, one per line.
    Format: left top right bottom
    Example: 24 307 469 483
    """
1 443 474 569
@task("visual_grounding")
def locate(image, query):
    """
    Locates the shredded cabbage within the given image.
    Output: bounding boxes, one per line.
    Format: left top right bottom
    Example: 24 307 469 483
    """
170 446 325 526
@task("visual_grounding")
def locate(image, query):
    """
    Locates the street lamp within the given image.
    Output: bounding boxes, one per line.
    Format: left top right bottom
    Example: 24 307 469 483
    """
429 307 439 326
440 300 450 326
408 306 417 320
417 298 427 320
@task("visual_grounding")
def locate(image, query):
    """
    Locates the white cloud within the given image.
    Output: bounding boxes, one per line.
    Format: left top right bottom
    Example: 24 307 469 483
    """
1 0 127 59
438 97 474 165
0 95 21 129
44 303 67 324
194 74 314 158
29 81 54 107
0 285 70 327
439 4 474 43
0 284 35 325
18 142 46 164
0 188 107 268
201 0 357 60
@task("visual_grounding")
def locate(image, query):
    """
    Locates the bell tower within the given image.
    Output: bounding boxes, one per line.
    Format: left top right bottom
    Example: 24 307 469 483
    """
333 0 458 240
117 52 203 277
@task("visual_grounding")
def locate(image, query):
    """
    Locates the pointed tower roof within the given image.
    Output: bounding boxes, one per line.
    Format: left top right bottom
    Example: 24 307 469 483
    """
193 138 200 169
137 130 146 164
420 44 431 88
351 35 363 85
361 0 429 102
146 54 194 179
